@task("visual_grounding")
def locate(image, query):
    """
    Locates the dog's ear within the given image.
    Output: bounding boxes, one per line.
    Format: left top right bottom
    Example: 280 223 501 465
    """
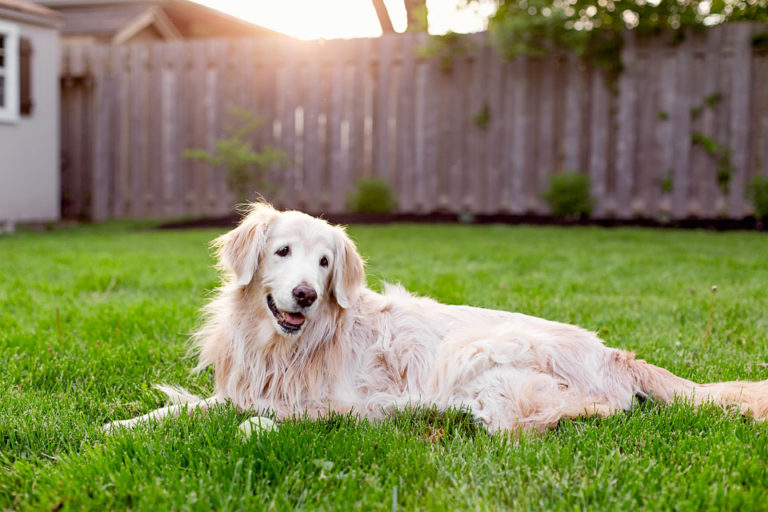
330 227 365 309
213 203 278 286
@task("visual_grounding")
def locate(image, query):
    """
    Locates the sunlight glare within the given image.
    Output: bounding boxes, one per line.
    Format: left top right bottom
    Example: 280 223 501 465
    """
192 0 490 39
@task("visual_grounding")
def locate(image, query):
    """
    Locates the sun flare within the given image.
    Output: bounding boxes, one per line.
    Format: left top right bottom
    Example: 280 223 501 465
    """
192 0 491 40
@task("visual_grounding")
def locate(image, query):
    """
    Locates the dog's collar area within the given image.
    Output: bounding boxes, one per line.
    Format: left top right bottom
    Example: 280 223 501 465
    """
267 294 305 332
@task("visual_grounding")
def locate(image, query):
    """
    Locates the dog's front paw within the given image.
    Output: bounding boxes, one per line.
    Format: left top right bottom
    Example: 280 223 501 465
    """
102 419 133 433
747 380 768 421
101 421 120 433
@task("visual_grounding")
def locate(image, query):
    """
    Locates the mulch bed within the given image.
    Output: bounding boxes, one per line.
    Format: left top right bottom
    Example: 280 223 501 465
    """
157 212 766 231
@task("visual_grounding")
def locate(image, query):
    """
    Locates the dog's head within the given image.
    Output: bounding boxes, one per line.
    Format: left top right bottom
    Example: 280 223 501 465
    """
214 203 365 337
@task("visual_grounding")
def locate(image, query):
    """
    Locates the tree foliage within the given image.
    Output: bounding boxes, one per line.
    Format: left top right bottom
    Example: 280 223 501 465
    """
485 0 768 77
404 0 429 32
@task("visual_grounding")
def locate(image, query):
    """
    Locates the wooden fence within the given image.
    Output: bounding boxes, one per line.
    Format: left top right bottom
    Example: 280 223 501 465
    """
60 23 768 221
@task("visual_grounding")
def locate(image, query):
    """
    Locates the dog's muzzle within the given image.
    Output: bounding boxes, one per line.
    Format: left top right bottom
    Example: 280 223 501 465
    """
267 294 306 333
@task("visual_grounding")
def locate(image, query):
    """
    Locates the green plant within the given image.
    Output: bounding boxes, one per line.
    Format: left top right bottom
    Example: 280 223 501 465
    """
753 31 768 51
485 0 768 87
705 92 724 109
417 31 474 74
691 132 733 194
690 105 704 120
691 92 724 120
347 178 397 213
543 172 594 219
716 149 734 194
660 168 674 194
473 103 490 129
747 175 768 220
184 107 285 203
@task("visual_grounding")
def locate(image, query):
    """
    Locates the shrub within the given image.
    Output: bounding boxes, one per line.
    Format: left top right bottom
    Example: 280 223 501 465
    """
543 172 594 219
747 175 768 220
347 178 397 214
184 107 285 203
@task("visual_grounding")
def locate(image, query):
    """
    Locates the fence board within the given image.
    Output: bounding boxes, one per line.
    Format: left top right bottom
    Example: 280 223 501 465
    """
563 55 582 174
422 41 441 212
466 41 487 212
635 38 655 216
414 56 428 211
349 38 370 197
373 36 392 181
90 46 110 221
748 42 766 189
536 56 556 213
760 50 768 178
686 34 705 217
509 57 528 214
327 39 348 213
589 67 608 218
484 43 504 214
302 42 323 211
672 35 693 218
615 32 637 219
727 23 754 217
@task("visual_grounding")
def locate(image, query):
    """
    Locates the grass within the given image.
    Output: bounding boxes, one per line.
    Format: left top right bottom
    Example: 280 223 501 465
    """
1 223 768 510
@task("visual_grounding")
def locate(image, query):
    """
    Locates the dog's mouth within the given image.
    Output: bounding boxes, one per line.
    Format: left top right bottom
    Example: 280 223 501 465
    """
267 294 306 333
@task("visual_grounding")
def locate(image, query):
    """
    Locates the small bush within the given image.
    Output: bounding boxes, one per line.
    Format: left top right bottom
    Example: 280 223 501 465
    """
747 175 768 220
347 178 397 214
184 107 285 203
543 172 594 219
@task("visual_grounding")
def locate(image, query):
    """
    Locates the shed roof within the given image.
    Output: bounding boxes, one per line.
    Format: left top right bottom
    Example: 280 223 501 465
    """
38 0 285 39
54 2 150 36
0 0 60 20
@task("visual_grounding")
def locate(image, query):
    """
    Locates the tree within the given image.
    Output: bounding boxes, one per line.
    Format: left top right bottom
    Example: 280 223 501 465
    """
371 0 395 33
404 0 429 32
484 0 768 78
371 0 429 33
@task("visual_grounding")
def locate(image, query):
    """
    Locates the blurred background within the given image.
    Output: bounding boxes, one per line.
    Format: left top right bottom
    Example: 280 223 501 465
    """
1 0 767 229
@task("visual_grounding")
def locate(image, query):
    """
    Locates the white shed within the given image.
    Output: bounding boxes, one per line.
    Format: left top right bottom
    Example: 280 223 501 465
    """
0 0 60 228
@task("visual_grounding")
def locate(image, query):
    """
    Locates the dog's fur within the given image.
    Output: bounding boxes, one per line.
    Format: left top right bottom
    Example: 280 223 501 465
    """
105 203 768 434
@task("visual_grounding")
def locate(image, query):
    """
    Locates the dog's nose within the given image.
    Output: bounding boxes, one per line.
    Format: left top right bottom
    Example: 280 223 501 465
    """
292 284 317 308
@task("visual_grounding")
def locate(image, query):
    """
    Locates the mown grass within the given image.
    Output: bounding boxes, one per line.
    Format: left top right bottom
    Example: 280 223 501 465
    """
1 223 767 510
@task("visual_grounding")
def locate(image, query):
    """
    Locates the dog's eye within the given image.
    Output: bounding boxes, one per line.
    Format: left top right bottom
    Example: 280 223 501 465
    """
319 256 329 268
276 246 290 257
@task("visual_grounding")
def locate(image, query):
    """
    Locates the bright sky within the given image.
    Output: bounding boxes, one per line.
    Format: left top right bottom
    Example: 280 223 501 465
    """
193 0 497 40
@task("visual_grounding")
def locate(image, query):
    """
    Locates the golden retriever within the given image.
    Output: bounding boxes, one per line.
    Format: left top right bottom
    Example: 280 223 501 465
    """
105 203 768 434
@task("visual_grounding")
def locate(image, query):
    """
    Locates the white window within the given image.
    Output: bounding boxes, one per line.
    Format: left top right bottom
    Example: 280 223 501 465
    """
0 20 19 124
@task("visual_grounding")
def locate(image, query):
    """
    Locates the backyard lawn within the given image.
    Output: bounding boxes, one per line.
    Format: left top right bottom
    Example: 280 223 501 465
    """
1 222 768 510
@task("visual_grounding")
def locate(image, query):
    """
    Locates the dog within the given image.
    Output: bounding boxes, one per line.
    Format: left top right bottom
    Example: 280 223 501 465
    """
105 202 768 434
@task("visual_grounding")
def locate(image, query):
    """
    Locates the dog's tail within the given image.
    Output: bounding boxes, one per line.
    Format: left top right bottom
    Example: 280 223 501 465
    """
617 351 768 419
154 384 204 405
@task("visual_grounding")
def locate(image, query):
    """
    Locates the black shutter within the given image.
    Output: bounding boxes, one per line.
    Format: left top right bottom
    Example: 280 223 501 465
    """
19 37 32 116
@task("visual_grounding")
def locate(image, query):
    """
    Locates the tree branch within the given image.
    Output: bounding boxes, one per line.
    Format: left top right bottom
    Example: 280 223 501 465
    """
371 0 395 33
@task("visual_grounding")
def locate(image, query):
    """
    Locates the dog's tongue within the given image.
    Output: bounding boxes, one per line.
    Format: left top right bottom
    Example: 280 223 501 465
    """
283 312 305 327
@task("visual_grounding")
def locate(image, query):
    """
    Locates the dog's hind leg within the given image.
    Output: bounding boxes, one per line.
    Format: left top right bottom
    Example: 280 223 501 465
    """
102 387 226 432
694 380 768 419
611 350 768 420
463 367 623 435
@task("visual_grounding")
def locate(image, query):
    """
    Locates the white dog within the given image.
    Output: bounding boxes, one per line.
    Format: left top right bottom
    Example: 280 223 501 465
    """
105 203 768 434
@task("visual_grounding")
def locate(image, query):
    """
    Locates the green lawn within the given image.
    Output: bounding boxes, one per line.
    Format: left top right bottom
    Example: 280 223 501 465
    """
1 223 768 510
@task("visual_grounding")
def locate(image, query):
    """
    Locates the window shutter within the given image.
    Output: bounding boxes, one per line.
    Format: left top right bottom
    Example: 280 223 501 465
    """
19 36 32 116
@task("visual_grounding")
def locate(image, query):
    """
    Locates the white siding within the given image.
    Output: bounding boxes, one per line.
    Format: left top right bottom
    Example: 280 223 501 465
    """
0 19 59 223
